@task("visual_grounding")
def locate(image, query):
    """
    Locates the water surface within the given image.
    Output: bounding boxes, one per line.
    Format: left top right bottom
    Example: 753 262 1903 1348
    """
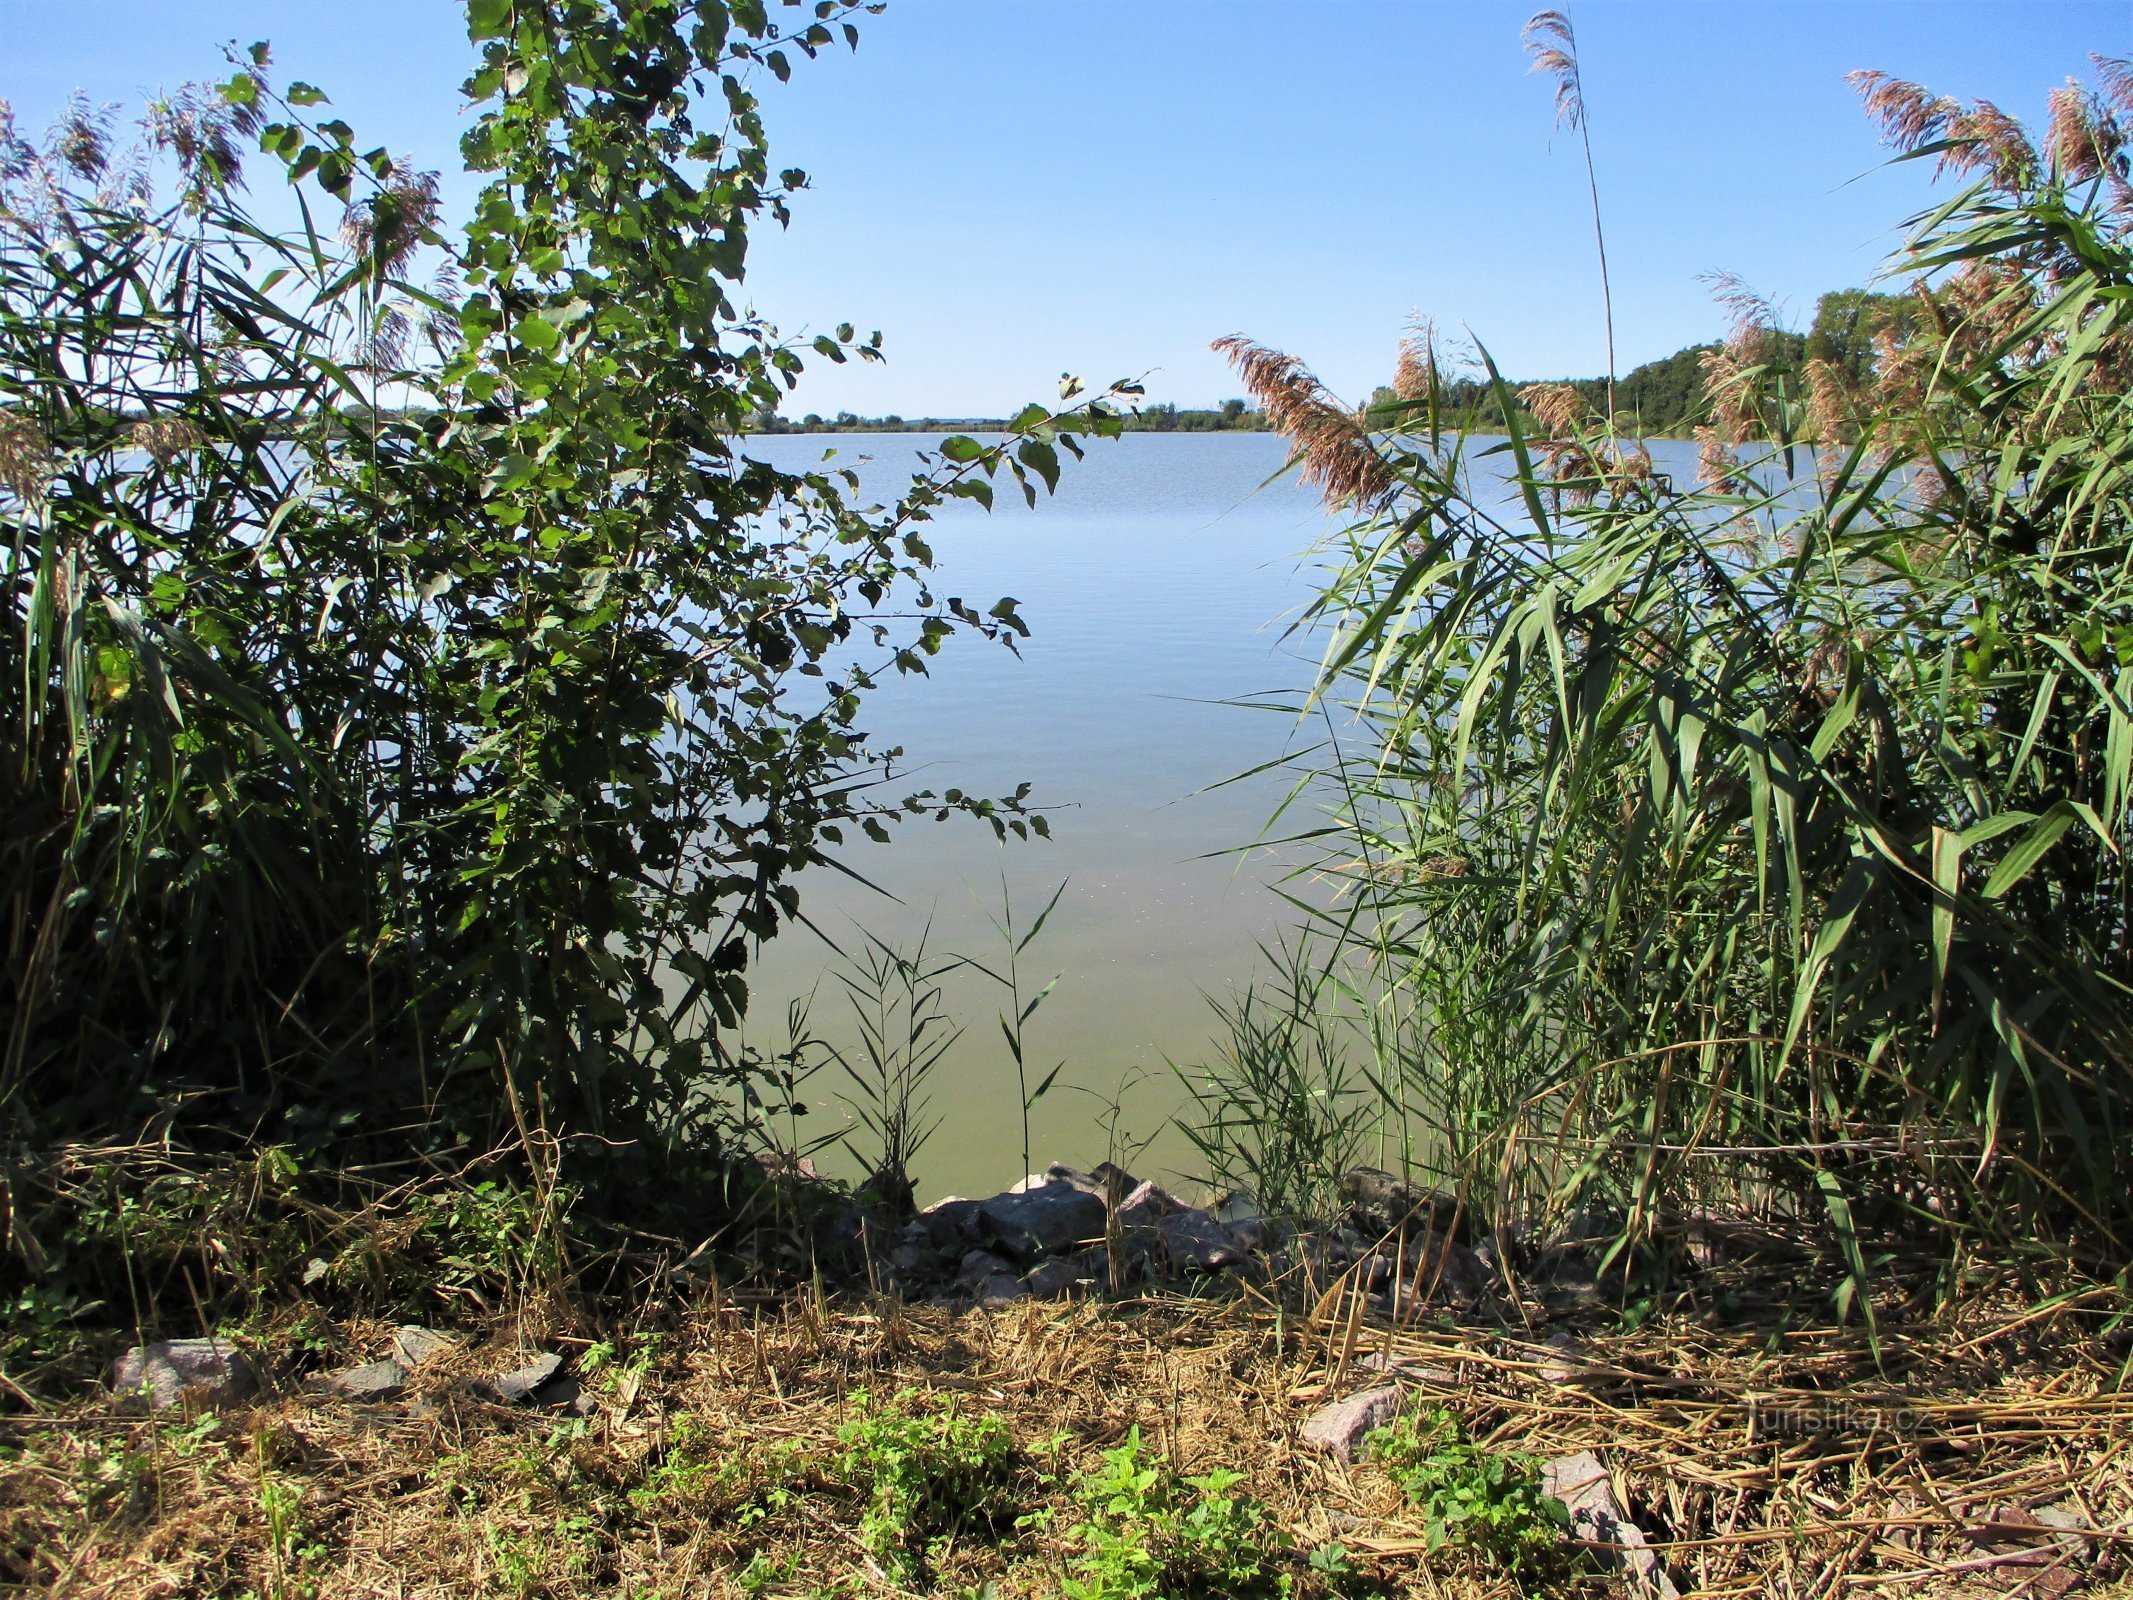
738 431 1337 1197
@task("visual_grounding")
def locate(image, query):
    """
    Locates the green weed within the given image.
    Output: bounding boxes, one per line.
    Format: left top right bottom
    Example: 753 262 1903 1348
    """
1063 1426 1289 1600
833 1389 1018 1583
1365 1408 1569 1576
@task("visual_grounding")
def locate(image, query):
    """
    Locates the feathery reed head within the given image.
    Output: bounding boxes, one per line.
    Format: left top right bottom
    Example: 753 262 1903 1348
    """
1519 381 1588 440
0 409 54 505
1394 317 1452 404
1694 425 1743 495
1848 70 1958 153
1948 100 2038 190
342 159 442 277
2094 55 2133 119
1523 10 1584 132
129 415 206 464
1213 333 1392 509
1701 269 1778 361
2047 82 2122 181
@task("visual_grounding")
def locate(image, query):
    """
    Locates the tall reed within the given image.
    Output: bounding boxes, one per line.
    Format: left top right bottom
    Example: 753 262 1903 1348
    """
1224 57 2133 1307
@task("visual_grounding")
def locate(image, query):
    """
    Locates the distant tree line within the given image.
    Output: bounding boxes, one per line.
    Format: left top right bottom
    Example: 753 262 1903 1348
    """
1374 288 1913 438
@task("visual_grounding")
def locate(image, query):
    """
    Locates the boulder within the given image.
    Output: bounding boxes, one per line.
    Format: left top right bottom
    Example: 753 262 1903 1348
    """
974 1273 1030 1307
1300 1383 1400 1464
1540 1451 1679 1598
484 1351 565 1405
976 1181 1106 1261
110 1338 257 1412
1023 1251 1106 1299
392 1325 460 1368
1213 1191 1268 1251
957 1248 1019 1286
1116 1179 1187 1223
1154 1208 1248 1273
308 1357 411 1403
919 1196 984 1253
1398 1230 1492 1306
1037 1161 1139 1202
1339 1169 1465 1239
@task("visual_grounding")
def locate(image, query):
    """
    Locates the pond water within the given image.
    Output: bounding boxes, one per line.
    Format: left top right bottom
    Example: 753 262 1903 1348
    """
732 430 1343 1197
735 428 1704 1200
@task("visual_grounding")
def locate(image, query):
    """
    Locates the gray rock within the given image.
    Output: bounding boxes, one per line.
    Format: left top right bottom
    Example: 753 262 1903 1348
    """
1213 1191 1268 1251
1300 1383 1400 1464
110 1338 258 1412
975 1273 1030 1307
920 1196 984 1252
484 1351 565 1405
976 1181 1107 1261
1023 1251 1106 1299
309 1357 411 1403
886 1240 933 1274
1399 1230 1492 1306
391 1325 460 1368
1155 1208 1248 1272
1541 1451 1679 1598
1116 1179 1186 1223
1340 1169 1464 1238
1041 1161 1139 1202
957 1248 1018 1285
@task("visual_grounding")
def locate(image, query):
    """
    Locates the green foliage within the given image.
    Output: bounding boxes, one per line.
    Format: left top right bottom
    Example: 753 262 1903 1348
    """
1282 65 2133 1296
1365 1409 1569 1576
1805 288 1916 388
833 1389 1018 1584
0 3 1133 1252
1063 1426 1290 1600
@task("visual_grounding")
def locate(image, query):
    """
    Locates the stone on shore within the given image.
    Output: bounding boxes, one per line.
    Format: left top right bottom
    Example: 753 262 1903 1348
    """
976 1180 1107 1261
1540 1451 1679 1598
308 1358 411 1403
484 1351 565 1405
110 1338 257 1412
1300 1383 1401 1464
392 1325 460 1368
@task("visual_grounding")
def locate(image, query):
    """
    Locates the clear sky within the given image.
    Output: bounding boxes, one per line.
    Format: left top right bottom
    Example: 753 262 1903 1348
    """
4 1 2126 415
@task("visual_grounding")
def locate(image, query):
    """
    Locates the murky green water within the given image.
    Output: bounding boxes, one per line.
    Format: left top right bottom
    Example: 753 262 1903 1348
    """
736 431 1337 1197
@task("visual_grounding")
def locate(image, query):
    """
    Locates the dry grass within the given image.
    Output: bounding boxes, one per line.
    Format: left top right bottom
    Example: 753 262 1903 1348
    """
3 1273 2127 1600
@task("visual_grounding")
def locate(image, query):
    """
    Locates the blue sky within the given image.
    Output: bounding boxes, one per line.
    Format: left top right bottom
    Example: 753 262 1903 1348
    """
5 1 2126 415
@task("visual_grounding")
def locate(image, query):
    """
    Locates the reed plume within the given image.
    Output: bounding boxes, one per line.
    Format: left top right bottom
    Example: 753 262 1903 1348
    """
0 409 52 505
1393 317 1441 403
1693 425 1743 495
2094 54 2133 118
2047 82 2122 182
342 159 442 278
1519 381 1587 441
129 416 206 464
1212 334 1391 509
1525 9 1616 433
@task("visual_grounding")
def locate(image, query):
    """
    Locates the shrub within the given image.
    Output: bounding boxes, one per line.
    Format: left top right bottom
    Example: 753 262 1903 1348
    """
1063 1426 1288 1600
0 3 1131 1245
